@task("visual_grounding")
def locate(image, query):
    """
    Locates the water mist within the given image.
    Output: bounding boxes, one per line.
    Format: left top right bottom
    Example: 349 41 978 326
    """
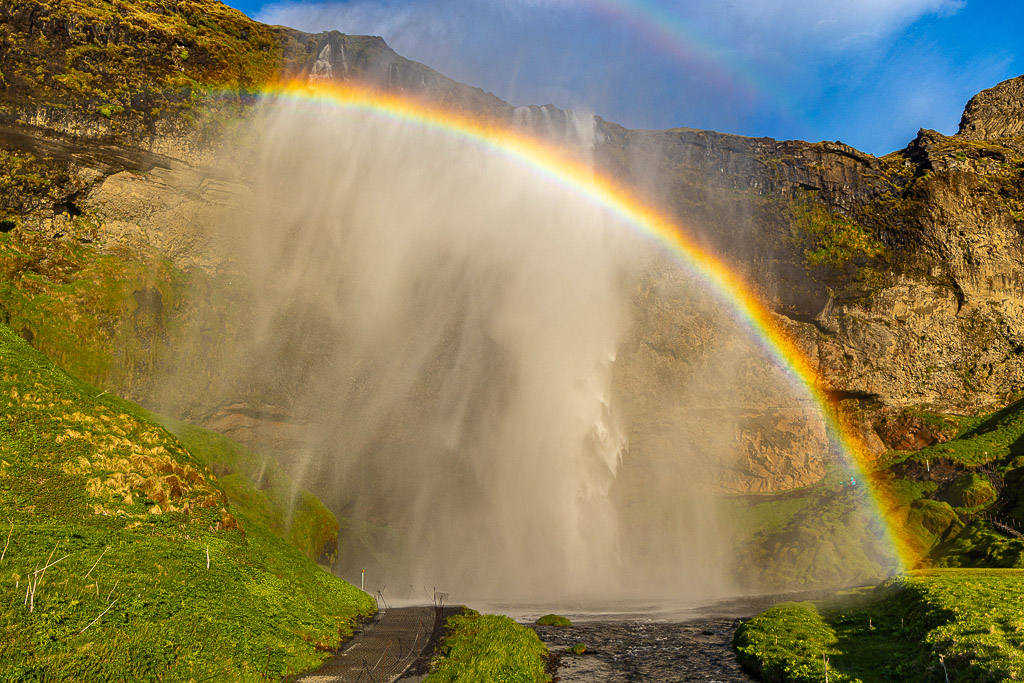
213 98 649 600
191 90 839 603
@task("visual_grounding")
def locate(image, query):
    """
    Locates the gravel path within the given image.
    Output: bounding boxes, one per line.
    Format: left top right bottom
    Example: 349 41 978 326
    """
296 606 436 683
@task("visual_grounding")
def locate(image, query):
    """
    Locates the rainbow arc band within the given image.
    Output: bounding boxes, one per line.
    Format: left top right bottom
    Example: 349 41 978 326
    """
260 78 916 571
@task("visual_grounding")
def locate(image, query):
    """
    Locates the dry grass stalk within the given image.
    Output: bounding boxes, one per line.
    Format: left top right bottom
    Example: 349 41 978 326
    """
1 518 12 562
78 598 119 635
84 546 108 579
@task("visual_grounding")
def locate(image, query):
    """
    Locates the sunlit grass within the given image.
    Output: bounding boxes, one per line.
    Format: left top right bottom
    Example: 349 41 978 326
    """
0 323 375 680
426 608 550 683
735 569 1024 682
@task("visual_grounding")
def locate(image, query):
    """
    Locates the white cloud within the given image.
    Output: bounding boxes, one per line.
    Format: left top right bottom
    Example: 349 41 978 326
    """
725 0 965 50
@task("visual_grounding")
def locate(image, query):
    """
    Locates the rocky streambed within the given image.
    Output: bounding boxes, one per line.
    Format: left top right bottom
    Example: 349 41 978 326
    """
533 616 753 682
516 592 835 682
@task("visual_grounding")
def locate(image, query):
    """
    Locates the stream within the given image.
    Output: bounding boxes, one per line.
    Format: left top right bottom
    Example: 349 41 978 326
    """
478 593 828 682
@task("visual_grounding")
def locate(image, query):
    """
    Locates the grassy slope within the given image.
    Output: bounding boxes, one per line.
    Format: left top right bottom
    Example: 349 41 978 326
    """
425 608 550 683
0 323 374 681
0 216 195 393
890 398 1024 567
735 398 1024 681
734 569 1024 682
153 414 341 564
724 473 898 591
729 398 1024 586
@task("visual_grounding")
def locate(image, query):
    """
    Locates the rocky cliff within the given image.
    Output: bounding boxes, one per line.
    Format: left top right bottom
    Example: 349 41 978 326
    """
595 79 1024 464
1 0 1023 496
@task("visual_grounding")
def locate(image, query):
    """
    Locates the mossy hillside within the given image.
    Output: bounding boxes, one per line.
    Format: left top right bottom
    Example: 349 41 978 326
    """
0 0 317 135
689 396 1024 591
734 569 1024 682
733 397 1024 681
931 522 1024 569
0 218 256 410
426 608 551 683
153 415 341 564
726 476 898 590
0 223 175 388
860 397 1024 566
900 395 1024 468
0 323 375 680
901 498 960 554
941 473 996 510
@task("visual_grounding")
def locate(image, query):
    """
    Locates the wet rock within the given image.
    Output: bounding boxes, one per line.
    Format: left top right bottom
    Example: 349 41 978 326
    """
532 616 754 682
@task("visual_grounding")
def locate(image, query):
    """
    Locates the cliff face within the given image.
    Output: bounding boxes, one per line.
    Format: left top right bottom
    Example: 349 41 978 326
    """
1 0 1023 494
959 75 1024 140
593 81 1024 462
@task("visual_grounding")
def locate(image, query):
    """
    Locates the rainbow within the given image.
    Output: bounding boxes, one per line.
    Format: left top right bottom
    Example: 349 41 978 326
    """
260 78 917 570
584 0 806 137
590 0 759 96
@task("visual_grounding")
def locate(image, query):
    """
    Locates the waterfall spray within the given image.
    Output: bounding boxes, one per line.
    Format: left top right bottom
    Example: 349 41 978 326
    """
220 96 634 598
179 83 883 603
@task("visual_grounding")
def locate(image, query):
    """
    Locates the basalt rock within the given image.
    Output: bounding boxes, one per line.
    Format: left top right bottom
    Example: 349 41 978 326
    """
959 75 1024 141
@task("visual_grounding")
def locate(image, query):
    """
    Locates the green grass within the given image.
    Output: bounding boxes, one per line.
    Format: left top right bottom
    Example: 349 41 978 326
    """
151 415 341 564
727 479 898 590
904 396 1024 468
0 323 375 680
734 602 840 682
735 569 1024 682
425 609 550 683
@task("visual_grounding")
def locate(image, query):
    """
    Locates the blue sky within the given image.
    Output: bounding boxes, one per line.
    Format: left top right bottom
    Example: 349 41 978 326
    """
221 0 1022 156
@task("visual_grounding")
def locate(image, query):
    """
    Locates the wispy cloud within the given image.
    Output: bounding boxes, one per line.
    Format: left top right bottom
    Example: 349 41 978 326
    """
253 0 1016 155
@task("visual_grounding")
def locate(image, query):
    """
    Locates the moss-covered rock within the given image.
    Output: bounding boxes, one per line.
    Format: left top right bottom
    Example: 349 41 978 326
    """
733 602 838 683
942 473 997 510
536 614 572 627
0 0 318 139
933 522 1024 568
428 610 550 682
905 498 959 548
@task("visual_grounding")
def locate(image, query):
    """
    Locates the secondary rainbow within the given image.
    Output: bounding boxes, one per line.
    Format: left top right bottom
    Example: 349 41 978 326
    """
262 78 917 569
586 0 804 132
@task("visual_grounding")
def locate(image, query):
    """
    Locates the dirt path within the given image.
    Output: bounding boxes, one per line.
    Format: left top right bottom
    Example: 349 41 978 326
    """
296 606 436 683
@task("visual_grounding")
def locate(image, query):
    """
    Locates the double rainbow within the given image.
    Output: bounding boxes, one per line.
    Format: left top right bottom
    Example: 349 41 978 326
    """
261 78 916 570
